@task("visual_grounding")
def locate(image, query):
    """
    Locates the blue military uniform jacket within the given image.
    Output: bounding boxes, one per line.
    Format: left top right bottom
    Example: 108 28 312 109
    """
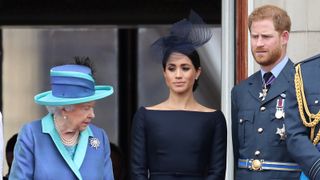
232 60 302 180
9 114 114 180
289 53 320 180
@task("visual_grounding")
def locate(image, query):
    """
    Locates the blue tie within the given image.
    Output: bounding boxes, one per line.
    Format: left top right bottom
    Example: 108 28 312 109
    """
263 72 275 89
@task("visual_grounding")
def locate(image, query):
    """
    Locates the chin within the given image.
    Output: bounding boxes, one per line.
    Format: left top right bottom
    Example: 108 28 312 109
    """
79 126 88 131
173 89 190 94
256 57 270 65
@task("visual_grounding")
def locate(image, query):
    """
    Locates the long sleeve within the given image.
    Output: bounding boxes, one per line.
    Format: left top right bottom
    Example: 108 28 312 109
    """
206 111 227 180
9 124 35 180
103 131 115 180
285 74 320 180
130 108 148 180
231 87 239 166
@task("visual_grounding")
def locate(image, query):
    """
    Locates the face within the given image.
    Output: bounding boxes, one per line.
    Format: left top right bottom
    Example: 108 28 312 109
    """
163 52 200 94
250 19 289 71
63 101 96 131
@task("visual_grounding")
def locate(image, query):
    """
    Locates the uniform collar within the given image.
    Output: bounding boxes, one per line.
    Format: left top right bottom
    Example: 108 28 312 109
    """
261 55 289 79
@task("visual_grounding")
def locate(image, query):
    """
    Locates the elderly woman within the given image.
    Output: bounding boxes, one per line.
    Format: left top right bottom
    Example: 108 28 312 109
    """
9 57 114 180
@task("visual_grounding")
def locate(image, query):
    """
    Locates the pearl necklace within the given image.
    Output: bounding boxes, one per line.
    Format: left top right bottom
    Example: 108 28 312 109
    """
54 116 79 146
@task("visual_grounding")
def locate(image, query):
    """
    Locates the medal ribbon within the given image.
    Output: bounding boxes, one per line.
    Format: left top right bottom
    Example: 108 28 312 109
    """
277 98 284 109
263 72 275 89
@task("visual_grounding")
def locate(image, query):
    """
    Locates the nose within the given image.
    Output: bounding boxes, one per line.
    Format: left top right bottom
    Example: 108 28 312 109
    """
175 69 182 78
88 108 95 119
256 36 264 47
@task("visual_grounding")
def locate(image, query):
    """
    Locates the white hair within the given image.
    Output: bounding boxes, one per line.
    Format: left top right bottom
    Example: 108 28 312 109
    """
46 105 74 116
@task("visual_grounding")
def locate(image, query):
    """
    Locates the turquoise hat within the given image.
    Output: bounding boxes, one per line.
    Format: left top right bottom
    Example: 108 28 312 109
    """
34 64 113 106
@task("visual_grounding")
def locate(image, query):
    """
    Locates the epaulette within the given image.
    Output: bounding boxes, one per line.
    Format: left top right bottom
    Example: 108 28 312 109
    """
295 53 320 66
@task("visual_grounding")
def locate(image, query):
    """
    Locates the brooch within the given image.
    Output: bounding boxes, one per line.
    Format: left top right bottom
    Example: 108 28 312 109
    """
89 137 100 149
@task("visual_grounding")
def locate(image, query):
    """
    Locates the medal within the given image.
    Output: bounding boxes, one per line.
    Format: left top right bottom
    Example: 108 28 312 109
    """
275 98 285 119
276 124 287 140
275 110 284 119
259 86 268 101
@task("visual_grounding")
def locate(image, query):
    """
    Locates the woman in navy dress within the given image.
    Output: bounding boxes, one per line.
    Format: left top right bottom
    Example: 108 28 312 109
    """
131 11 227 180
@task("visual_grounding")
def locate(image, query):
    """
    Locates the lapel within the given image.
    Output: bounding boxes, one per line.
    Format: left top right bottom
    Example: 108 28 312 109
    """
74 125 93 169
42 114 93 180
248 72 264 102
262 60 293 104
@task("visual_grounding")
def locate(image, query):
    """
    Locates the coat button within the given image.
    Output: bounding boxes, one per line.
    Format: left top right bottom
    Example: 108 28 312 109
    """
258 128 263 133
255 150 261 156
239 119 243 123
260 106 266 111
315 100 319 104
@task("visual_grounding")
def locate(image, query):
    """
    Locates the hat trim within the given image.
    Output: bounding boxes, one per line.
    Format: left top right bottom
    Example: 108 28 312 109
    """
34 85 113 106
50 70 94 82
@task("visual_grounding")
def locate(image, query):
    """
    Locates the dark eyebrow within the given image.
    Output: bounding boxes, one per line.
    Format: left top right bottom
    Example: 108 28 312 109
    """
166 63 192 67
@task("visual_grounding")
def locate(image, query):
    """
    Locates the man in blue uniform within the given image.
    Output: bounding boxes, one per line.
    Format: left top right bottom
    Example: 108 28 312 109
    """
292 54 320 180
231 5 314 179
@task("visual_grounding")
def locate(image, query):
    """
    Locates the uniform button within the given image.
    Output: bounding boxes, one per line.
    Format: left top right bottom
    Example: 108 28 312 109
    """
255 150 261 156
260 106 266 111
239 119 243 123
315 100 319 104
258 128 263 133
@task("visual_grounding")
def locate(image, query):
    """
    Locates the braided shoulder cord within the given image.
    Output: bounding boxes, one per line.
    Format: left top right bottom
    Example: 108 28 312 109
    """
295 64 320 144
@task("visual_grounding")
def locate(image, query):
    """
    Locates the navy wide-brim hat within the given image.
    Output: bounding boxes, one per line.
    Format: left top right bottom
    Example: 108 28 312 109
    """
34 64 114 106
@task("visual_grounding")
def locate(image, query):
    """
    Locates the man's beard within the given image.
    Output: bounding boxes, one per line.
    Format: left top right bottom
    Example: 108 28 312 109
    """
253 46 282 67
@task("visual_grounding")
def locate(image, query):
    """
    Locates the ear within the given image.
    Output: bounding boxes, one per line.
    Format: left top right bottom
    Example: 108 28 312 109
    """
60 107 68 117
196 67 202 79
281 31 289 45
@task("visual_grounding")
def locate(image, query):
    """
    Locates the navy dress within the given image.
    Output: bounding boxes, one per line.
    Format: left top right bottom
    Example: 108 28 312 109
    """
131 107 227 180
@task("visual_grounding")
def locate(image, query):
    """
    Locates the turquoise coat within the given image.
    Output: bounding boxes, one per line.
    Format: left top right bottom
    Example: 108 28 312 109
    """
9 114 114 180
